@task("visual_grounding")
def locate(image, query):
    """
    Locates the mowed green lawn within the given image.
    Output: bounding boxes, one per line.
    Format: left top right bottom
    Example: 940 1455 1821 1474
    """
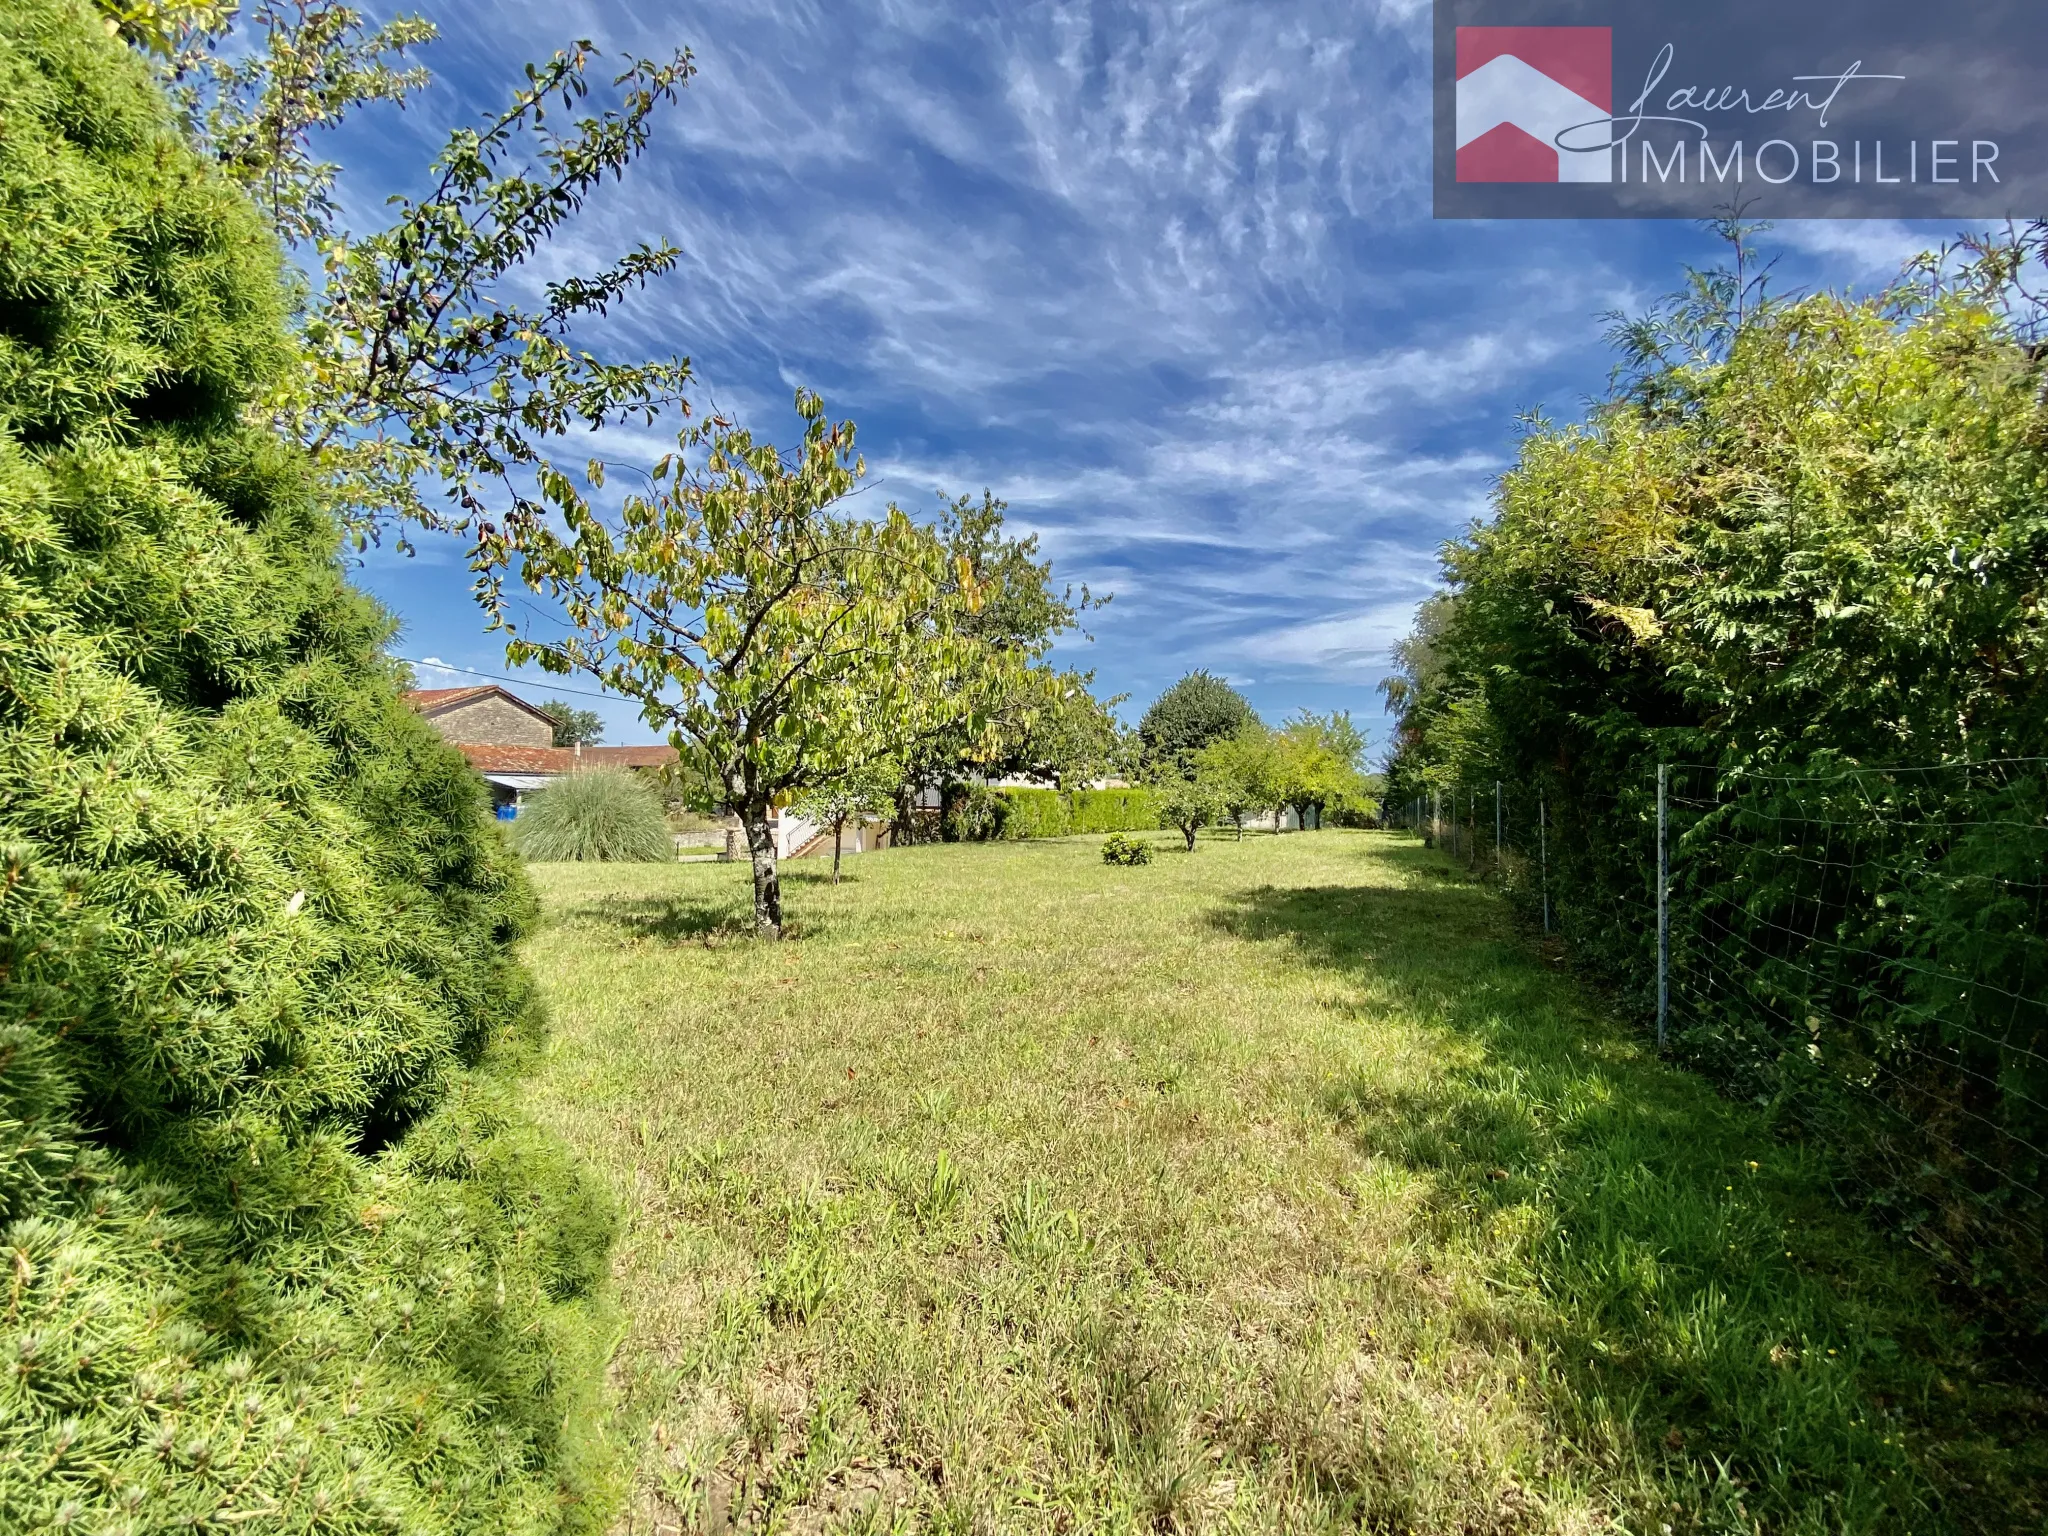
523 831 2043 1535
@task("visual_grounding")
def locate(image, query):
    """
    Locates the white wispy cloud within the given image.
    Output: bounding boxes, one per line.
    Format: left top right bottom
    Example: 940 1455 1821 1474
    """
1240 602 1419 672
1770 220 1948 281
347 0 1937 731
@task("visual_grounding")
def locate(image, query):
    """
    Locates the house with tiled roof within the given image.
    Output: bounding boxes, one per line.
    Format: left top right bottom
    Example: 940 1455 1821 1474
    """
401 684 679 817
402 682 886 860
406 685 560 749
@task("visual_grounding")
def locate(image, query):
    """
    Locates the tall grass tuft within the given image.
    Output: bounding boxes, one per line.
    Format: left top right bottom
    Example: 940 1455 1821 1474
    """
515 769 674 861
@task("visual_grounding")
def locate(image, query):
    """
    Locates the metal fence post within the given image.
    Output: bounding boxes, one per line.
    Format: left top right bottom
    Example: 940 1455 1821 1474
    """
1494 780 1503 874
1657 762 1670 1049
1539 791 1550 933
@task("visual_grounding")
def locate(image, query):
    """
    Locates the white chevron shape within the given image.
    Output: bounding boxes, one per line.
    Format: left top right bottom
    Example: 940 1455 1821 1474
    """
1456 54 1613 183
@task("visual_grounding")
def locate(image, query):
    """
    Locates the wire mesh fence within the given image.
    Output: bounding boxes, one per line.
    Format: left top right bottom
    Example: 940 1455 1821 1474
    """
1398 759 2048 1339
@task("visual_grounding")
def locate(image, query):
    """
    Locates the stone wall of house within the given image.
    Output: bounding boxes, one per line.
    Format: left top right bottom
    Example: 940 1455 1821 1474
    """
428 695 554 747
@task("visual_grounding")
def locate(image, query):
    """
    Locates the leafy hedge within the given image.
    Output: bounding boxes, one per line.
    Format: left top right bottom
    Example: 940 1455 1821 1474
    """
994 786 1160 838
1072 787 1161 832
0 4 615 1530
1385 274 2048 1322
998 787 1072 838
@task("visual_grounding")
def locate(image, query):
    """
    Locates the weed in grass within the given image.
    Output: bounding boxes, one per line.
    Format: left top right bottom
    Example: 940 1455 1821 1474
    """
999 1179 1087 1264
686 1290 763 1376
1148 1056 1189 1096
763 1223 839 1324
914 1151 966 1227
679 1138 733 1181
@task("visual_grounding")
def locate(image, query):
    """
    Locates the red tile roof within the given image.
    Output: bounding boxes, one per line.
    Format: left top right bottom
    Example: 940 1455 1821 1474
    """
402 684 563 730
457 743 678 774
584 745 681 768
403 686 494 709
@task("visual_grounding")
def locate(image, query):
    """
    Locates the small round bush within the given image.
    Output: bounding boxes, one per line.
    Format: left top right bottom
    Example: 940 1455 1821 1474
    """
1102 832 1153 866
514 768 674 861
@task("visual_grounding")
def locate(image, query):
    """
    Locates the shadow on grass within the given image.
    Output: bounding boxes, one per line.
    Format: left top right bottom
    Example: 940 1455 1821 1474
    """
780 867 863 887
1208 862 2047 1534
564 894 758 945
562 886 853 945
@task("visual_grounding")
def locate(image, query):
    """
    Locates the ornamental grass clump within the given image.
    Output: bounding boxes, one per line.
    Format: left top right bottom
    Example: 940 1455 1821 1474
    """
0 4 616 1530
514 769 673 862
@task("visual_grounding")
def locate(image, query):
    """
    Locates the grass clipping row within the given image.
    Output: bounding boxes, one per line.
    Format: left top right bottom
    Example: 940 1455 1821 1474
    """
0 4 617 1531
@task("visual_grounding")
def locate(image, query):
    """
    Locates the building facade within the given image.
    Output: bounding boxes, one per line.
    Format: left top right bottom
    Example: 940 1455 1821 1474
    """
406 686 557 749
400 682 880 859
402 685 677 816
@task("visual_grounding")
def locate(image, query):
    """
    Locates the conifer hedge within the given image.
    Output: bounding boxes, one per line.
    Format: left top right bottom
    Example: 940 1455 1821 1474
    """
996 787 1073 839
1069 787 1160 834
0 4 617 1530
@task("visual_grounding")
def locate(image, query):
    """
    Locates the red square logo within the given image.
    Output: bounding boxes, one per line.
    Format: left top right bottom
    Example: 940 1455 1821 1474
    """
1455 27 1613 183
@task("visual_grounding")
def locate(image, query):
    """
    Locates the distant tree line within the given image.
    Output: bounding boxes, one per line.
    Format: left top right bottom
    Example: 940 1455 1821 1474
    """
540 698 606 747
1140 672 1377 849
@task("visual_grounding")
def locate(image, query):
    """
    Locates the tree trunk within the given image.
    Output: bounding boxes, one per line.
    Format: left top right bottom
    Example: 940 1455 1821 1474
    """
1182 823 1197 853
832 815 844 885
1234 811 1243 841
743 806 782 938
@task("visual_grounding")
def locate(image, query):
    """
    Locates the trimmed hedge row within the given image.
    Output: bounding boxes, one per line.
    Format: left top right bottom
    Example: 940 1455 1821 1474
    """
996 786 1160 838
1073 787 1161 832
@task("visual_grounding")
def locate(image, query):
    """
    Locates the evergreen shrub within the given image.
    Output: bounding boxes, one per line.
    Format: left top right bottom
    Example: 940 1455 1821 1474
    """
1101 833 1152 866
0 4 616 1529
514 769 673 862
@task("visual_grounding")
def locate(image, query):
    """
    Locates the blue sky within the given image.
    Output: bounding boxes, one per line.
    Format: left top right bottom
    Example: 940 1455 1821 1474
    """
344 0 1949 752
